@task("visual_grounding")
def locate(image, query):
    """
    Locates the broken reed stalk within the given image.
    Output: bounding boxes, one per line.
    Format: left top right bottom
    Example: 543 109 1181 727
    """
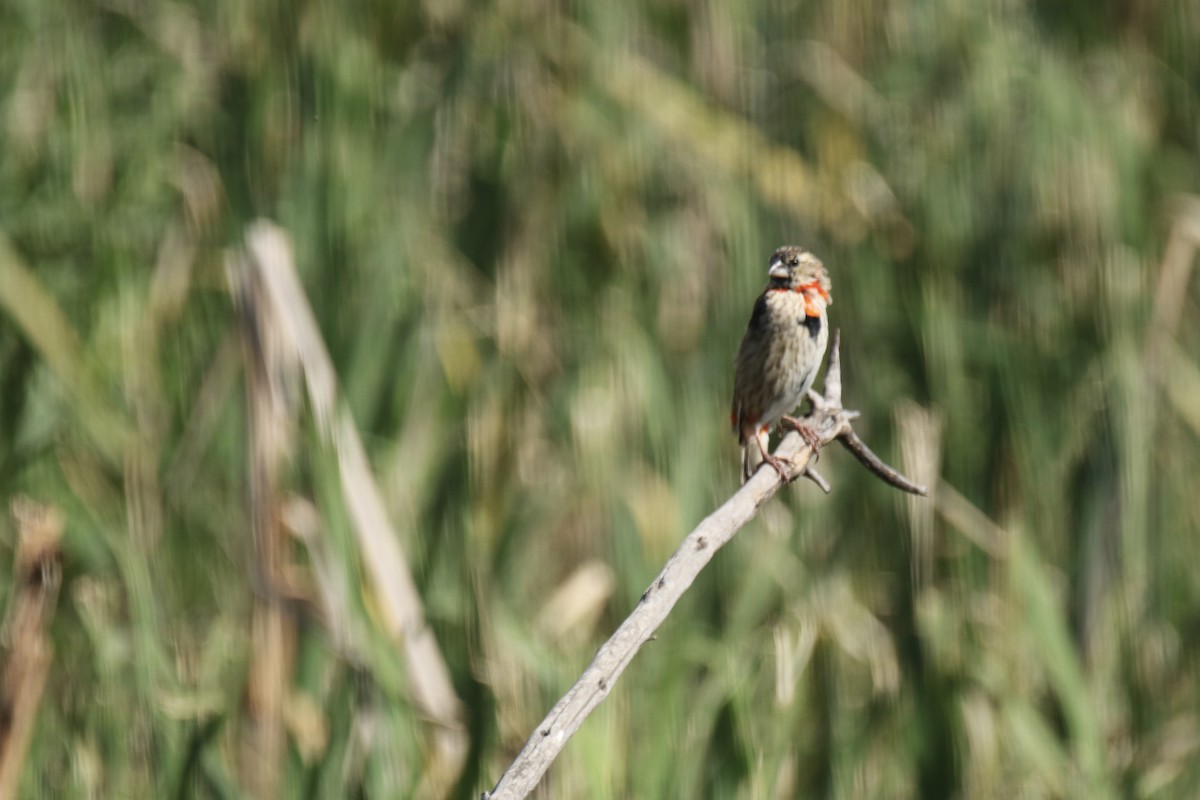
486 331 925 800
0 499 64 800
230 221 468 794
230 245 298 799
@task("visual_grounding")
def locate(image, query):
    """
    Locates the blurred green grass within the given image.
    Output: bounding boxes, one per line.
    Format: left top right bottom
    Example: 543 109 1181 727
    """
2 0 1200 797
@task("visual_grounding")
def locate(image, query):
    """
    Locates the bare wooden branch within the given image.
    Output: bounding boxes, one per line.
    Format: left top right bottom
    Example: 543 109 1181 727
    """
486 330 925 799
823 329 844 401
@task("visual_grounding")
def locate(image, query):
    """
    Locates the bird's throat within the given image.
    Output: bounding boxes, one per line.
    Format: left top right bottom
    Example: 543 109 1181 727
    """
770 280 829 318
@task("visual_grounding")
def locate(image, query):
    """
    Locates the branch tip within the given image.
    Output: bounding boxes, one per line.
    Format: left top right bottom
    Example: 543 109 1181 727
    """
803 467 831 493
824 328 843 404
837 430 927 496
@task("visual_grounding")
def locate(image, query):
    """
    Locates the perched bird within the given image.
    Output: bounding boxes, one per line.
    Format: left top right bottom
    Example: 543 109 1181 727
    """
731 246 832 482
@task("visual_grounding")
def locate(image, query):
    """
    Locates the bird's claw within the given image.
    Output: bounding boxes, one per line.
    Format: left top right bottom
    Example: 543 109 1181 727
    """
761 452 794 482
780 416 822 457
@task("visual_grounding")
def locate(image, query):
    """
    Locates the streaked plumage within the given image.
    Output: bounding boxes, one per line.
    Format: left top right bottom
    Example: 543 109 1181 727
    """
731 246 831 482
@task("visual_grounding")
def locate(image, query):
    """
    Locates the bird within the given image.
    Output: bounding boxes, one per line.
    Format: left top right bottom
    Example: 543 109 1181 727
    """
731 245 832 482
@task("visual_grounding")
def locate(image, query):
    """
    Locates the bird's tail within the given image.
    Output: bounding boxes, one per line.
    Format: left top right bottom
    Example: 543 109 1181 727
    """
741 429 767 483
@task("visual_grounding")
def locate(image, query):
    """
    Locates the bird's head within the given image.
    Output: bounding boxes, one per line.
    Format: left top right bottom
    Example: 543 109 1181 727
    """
767 246 831 314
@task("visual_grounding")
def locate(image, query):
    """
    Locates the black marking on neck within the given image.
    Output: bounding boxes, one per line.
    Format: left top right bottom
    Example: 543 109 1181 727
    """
801 314 822 338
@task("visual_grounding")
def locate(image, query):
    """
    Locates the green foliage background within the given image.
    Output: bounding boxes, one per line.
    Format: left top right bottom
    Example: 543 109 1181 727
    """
2 0 1200 797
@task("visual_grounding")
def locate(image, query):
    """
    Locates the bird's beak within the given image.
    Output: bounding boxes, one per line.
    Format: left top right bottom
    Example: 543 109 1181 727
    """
768 260 789 280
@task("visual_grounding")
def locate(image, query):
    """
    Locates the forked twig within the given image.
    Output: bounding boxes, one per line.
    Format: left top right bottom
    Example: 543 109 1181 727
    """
486 330 924 799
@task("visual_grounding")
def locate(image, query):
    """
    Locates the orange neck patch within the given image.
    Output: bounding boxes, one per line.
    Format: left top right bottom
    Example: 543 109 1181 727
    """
772 280 829 317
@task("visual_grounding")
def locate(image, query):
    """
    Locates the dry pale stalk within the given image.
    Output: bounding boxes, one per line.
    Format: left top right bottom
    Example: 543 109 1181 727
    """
229 244 299 799
0 499 64 800
231 222 468 795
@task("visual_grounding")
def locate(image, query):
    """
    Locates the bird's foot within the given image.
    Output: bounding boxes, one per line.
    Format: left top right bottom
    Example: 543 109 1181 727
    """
761 452 794 482
781 416 822 455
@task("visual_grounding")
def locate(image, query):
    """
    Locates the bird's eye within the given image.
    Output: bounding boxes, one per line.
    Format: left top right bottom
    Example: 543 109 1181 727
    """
788 257 799 267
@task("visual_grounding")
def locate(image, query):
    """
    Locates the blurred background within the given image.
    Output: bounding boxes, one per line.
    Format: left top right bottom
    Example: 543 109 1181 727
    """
2 0 1200 797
